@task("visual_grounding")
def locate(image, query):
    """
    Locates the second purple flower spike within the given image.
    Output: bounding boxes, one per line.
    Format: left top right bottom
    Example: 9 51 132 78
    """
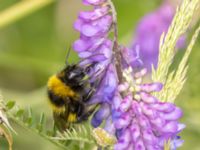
131 1 186 72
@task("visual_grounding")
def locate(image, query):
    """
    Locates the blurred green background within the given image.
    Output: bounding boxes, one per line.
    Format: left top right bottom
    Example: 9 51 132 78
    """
0 0 200 149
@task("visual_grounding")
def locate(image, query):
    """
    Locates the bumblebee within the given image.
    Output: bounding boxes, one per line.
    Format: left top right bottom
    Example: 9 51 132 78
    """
47 64 97 130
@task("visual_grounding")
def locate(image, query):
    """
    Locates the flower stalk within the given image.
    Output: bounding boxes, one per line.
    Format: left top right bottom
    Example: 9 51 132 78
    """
107 0 124 84
0 0 55 29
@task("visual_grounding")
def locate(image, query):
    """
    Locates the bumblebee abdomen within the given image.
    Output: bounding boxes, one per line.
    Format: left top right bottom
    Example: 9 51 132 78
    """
48 90 66 113
67 113 77 122
47 75 78 114
48 90 65 107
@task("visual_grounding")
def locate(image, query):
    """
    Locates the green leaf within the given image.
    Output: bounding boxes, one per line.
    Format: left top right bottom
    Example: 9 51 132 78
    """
25 107 33 127
36 113 45 133
15 108 24 118
53 124 96 145
6 101 15 110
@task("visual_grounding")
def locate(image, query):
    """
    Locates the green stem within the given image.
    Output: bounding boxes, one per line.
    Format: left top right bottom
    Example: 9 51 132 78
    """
0 0 55 29
52 137 95 144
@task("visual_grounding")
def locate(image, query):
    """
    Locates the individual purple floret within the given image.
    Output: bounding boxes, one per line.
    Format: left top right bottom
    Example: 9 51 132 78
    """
170 135 185 150
131 1 186 71
90 64 118 127
121 45 143 69
112 67 184 150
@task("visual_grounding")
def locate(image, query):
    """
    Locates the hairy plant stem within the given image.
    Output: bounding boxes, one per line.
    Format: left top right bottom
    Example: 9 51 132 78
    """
107 0 124 84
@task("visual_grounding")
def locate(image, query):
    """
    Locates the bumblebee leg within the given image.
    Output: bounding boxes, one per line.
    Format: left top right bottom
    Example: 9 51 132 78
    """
82 76 101 102
82 88 96 102
77 103 84 117
77 105 98 122
84 62 97 73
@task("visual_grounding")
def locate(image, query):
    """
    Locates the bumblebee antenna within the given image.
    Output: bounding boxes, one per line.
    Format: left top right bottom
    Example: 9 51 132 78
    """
65 46 71 65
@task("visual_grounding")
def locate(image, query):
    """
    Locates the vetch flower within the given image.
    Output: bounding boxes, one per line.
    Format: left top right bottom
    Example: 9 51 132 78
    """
90 64 117 127
73 0 120 132
170 135 185 150
73 0 142 130
121 45 143 69
71 0 195 149
112 67 184 150
131 1 186 71
90 53 142 128
73 0 114 70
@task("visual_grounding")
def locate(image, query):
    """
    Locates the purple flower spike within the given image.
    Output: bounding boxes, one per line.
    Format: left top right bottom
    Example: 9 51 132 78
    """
112 67 184 150
73 0 114 71
131 2 186 71
73 1 185 149
73 1 122 135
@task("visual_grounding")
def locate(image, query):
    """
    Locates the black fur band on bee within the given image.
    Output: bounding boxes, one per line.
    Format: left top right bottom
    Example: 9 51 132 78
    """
47 62 98 130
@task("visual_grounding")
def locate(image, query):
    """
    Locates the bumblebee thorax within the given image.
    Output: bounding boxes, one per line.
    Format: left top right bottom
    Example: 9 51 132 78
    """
47 75 77 98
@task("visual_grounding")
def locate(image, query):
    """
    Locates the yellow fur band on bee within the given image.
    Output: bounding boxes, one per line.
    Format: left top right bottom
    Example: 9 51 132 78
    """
47 75 76 98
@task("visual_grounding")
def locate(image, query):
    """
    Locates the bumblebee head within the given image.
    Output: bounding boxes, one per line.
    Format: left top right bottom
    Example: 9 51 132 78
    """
58 65 87 87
